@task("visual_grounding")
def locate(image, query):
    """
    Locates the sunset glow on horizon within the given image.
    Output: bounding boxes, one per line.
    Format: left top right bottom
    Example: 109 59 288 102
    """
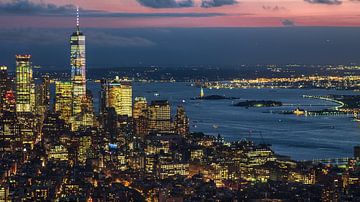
1 0 360 28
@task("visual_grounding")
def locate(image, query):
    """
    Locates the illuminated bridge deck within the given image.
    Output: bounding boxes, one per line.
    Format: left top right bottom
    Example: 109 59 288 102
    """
302 95 345 110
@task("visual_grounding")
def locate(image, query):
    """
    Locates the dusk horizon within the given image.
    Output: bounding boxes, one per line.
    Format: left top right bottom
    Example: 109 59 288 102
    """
1 1 360 201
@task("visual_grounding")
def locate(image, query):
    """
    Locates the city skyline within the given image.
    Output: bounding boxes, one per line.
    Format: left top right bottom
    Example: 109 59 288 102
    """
1 2 360 201
1 0 360 68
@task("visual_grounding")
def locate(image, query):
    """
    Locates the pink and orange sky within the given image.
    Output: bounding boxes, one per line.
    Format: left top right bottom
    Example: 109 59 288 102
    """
1 0 360 28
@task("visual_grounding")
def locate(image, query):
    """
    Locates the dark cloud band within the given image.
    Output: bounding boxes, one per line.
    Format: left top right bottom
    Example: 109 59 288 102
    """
304 0 342 5
136 0 194 8
0 0 227 18
136 0 238 8
201 0 238 8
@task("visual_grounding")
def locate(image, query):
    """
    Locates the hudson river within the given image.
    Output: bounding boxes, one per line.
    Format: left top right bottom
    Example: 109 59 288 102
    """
88 82 360 161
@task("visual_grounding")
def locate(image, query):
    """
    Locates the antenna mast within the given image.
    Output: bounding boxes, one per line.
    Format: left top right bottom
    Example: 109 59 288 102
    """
76 6 80 31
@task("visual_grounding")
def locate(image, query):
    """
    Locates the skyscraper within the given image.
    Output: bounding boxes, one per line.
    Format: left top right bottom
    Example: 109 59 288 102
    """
133 97 148 138
3 90 16 113
133 97 148 119
175 106 189 137
70 7 86 115
0 111 21 151
71 90 96 131
106 78 133 117
35 76 50 118
55 81 73 123
148 100 172 134
16 55 35 113
0 66 10 113
99 79 109 115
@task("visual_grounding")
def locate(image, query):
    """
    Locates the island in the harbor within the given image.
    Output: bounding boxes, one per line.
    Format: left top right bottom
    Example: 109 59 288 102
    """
192 94 239 100
234 100 283 107
192 87 239 100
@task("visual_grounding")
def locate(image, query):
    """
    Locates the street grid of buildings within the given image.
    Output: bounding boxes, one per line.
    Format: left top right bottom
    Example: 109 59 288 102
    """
0 12 360 202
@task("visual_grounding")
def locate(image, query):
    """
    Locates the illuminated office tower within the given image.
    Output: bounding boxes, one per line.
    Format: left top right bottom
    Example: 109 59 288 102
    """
133 97 148 137
0 66 10 112
133 97 148 119
70 7 86 115
35 77 50 118
108 80 133 117
71 90 96 131
175 105 189 137
18 113 37 150
3 90 16 113
99 79 109 115
148 100 172 134
42 112 68 149
77 135 92 165
55 81 73 123
0 111 20 152
39 75 50 110
16 55 35 113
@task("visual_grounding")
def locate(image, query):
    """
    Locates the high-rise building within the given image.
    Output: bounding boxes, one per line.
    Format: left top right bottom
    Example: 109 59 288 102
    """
16 55 35 113
148 100 172 134
101 107 118 141
40 75 50 110
35 76 50 117
18 113 37 150
133 97 148 138
107 79 132 117
0 111 20 152
99 79 109 115
3 90 16 113
133 97 148 119
71 90 96 131
55 81 73 123
77 135 92 165
175 105 189 137
0 66 10 113
100 78 133 117
42 112 69 148
71 8 86 115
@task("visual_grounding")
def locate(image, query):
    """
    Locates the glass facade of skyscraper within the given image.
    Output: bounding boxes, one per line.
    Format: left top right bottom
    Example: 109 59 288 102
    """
108 81 133 117
55 81 73 123
15 55 35 113
70 27 86 115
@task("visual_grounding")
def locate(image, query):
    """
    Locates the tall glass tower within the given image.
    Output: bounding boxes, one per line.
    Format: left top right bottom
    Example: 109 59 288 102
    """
16 55 35 113
70 7 86 115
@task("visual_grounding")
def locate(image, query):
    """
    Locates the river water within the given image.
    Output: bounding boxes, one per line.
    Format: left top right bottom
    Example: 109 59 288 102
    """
86 82 360 160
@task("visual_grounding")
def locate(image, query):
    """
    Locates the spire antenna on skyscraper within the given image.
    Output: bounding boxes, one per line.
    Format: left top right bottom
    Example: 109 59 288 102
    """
76 6 80 31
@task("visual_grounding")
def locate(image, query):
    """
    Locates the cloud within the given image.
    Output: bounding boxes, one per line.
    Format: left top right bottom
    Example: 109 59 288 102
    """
0 28 156 47
281 19 295 27
87 32 156 47
136 0 194 8
201 0 238 8
0 0 76 15
136 0 238 8
85 12 226 18
262 5 286 11
0 0 227 18
0 28 66 45
304 0 342 5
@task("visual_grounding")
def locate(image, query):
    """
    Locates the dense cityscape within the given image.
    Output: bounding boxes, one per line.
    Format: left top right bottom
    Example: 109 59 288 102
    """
1 6 360 202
